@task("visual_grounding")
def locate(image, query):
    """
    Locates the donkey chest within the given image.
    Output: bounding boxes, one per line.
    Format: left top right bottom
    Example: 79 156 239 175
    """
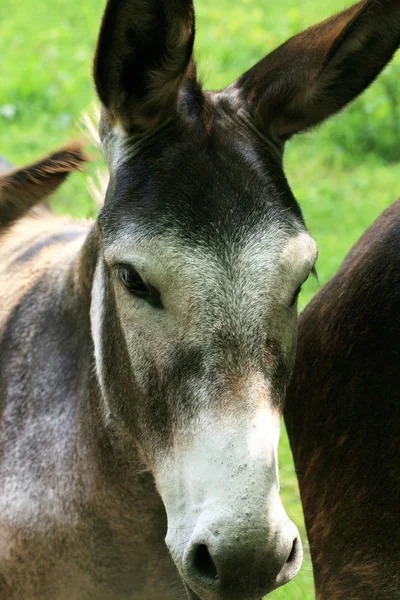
0 486 180 600
0 464 183 600
0 532 150 600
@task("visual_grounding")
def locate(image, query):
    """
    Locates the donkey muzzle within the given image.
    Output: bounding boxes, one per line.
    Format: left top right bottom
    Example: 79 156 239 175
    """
175 509 302 600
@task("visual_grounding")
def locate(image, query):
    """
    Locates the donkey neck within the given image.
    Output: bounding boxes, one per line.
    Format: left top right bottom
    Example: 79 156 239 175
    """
0 217 181 600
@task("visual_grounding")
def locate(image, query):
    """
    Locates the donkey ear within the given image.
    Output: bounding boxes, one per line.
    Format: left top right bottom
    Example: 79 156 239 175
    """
234 0 400 141
94 0 195 133
0 144 87 231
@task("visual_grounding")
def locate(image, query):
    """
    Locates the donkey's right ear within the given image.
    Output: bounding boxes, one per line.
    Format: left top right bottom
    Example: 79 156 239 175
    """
94 0 195 133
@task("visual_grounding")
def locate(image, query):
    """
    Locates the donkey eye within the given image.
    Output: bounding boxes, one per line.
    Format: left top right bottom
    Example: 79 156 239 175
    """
119 266 148 294
118 265 161 306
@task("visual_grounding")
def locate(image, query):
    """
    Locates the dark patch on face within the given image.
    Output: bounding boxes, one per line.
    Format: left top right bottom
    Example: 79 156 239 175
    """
99 95 305 255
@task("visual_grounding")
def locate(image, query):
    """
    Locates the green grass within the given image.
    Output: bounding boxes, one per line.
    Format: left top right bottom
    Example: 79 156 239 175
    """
2 0 400 598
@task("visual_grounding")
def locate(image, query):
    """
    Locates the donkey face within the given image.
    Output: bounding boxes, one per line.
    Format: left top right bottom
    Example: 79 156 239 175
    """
91 1 400 598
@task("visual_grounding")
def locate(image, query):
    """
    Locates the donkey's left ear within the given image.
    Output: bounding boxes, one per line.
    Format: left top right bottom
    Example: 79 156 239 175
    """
94 0 195 133
232 0 400 141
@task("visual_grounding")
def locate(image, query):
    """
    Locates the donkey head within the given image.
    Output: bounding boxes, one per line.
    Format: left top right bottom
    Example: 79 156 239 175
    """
90 1 400 598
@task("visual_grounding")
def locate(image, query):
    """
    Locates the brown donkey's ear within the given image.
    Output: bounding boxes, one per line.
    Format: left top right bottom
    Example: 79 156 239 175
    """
233 0 400 141
94 0 195 133
0 144 87 231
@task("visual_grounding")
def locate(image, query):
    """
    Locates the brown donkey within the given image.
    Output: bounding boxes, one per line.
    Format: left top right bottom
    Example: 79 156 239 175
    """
1 1 400 599
286 201 400 599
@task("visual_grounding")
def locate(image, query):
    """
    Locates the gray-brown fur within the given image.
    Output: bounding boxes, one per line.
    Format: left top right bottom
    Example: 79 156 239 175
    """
0 212 183 600
285 200 400 599
0 144 87 232
1 0 400 599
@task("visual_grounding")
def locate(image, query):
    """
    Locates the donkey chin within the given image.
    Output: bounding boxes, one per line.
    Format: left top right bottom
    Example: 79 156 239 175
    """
154 413 303 600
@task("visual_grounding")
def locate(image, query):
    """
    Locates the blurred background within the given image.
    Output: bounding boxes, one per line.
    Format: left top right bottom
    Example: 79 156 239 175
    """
1 0 400 597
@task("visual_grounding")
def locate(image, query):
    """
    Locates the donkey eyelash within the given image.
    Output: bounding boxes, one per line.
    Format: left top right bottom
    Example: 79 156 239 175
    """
290 267 318 307
114 264 163 308
290 286 302 307
115 264 149 292
311 265 319 282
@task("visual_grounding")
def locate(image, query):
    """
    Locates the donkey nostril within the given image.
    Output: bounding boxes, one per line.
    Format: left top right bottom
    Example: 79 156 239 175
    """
193 544 218 581
275 535 303 589
286 537 299 564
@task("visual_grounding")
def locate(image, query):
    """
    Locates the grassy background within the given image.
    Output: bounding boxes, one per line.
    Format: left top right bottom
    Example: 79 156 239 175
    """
2 0 400 597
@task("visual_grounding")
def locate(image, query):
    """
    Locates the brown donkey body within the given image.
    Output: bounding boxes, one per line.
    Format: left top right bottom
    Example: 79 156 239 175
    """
286 201 400 599
1 1 400 599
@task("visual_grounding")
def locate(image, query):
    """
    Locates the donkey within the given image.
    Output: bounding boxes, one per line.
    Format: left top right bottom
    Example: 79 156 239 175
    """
1 0 400 599
285 200 400 599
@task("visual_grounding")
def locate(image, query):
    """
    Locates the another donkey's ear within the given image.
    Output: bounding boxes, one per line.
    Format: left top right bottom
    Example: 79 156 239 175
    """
0 144 87 231
233 0 400 141
94 0 195 133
